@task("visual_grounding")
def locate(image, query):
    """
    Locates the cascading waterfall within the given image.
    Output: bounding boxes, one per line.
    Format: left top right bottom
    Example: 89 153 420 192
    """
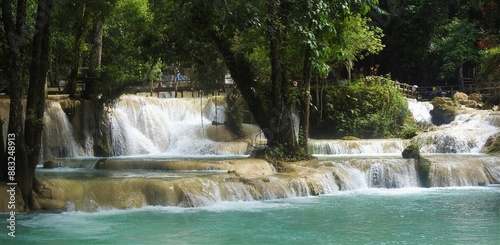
108 95 237 156
426 155 500 187
2 95 500 212
407 99 433 124
322 158 419 190
310 139 410 155
42 102 81 159
414 111 499 153
35 95 243 160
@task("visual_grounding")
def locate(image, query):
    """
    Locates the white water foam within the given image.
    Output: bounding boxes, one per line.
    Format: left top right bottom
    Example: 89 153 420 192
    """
408 99 433 124
415 110 498 153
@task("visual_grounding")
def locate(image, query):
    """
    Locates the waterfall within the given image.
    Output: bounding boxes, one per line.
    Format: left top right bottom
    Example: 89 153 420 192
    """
415 111 499 153
108 95 239 156
408 99 433 124
42 101 81 159
309 139 410 155
33 95 248 161
426 155 500 187
322 158 419 189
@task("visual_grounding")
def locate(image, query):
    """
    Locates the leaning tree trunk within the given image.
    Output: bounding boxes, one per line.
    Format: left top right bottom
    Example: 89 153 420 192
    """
1 0 30 208
209 0 301 159
23 0 54 210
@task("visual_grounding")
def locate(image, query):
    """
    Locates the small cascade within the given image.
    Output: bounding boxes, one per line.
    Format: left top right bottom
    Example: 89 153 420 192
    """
42 101 81 159
108 95 237 156
426 155 500 186
322 158 419 189
415 111 499 153
368 161 418 188
34 95 250 161
309 139 410 155
408 99 433 124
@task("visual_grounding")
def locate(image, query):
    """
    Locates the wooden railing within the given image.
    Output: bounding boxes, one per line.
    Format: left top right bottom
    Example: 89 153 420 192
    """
363 76 500 100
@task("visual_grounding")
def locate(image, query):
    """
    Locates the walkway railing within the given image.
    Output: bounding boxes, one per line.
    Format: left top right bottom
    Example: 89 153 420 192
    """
363 76 500 100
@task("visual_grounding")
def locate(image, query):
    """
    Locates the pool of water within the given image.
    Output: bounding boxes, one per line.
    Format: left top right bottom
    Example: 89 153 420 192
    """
3 187 499 244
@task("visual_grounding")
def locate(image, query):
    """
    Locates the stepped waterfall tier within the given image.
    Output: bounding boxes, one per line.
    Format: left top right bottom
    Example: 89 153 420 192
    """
1 95 499 244
1 95 499 212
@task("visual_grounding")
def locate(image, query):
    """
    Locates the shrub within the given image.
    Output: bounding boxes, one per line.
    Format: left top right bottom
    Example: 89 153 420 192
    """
310 77 411 139
479 46 500 83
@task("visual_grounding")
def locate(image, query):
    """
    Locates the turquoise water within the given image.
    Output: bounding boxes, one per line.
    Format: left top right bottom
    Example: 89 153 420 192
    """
3 187 499 244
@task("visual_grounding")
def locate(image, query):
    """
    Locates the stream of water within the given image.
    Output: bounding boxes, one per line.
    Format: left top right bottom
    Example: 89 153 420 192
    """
1 96 500 244
3 187 499 244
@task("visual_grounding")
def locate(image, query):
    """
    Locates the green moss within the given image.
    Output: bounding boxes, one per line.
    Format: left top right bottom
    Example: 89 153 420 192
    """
402 143 420 159
416 157 432 188
485 134 500 154
429 97 457 125
340 136 360 140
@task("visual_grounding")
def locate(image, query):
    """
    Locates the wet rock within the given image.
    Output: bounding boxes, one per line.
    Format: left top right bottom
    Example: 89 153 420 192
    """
430 97 457 125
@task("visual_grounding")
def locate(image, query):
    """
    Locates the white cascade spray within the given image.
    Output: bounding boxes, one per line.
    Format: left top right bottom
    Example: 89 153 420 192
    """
108 95 233 156
322 158 419 189
310 139 410 155
415 111 499 153
42 101 81 160
407 99 433 124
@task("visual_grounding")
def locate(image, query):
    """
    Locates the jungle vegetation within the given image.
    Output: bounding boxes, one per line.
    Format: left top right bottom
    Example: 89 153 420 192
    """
0 0 499 209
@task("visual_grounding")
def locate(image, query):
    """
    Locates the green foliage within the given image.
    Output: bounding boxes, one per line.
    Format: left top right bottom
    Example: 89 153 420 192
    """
430 18 482 79
311 77 410 139
96 65 143 104
400 123 418 139
266 142 312 162
333 14 385 78
479 46 500 83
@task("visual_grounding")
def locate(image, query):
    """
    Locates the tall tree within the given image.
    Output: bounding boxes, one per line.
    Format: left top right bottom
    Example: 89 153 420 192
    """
1 0 54 210
156 0 379 160
1 0 29 186
23 0 54 209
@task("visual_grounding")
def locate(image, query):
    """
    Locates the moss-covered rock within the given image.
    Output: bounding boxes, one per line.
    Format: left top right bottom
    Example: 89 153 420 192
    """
402 143 420 159
483 133 500 154
468 93 482 103
340 136 360 140
453 92 468 104
401 143 431 187
430 97 457 125
416 157 431 187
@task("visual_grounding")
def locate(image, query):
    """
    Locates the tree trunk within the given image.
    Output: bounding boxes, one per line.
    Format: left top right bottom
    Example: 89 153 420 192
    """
1 0 30 209
266 0 299 156
299 47 312 152
23 0 54 210
67 4 89 98
208 0 303 160
84 19 103 99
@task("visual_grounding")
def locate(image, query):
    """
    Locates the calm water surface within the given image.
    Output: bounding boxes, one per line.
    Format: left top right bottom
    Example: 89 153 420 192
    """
3 187 499 244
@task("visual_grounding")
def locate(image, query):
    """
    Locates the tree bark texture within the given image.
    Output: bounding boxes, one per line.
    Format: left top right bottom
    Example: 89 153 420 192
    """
23 0 54 210
84 19 103 99
1 0 33 210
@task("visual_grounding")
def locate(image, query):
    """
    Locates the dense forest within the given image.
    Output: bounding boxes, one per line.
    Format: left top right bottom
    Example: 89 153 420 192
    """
1 0 499 210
